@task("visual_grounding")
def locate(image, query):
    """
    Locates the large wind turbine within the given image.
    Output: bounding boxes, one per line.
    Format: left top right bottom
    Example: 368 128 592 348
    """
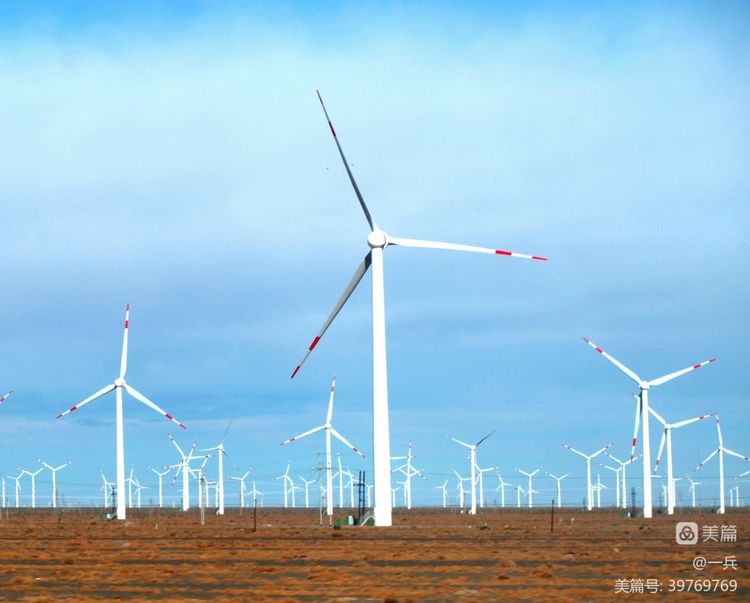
290 92 548 527
563 443 612 511
650 407 715 515
55 305 186 520
280 376 365 517
582 337 715 518
447 431 495 515
695 415 749 514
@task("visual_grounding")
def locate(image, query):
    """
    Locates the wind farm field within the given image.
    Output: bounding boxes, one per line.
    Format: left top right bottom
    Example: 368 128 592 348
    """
0 508 747 601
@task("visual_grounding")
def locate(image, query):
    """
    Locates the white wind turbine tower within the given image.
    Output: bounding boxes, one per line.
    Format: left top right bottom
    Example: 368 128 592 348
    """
563 443 612 511
290 92 549 527
344 469 356 508
685 475 701 508
601 464 621 508
298 475 315 508
650 407 715 515
476 464 496 509
695 415 749 514
148 466 171 508
516 485 525 508
133 478 147 508
582 336 715 519
436 479 448 508
275 460 294 508
447 431 495 515
1 477 5 509
496 473 510 508
10 473 22 508
333 454 345 508
231 471 251 508
19 467 43 508
99 472 114 508
55 305 186 520
280 376 365 516
38 459 72 509
594 473 607 508
392 441 423 510
193 455 210 510
249 481 263 507
453 471 469 509
127 466 135 508
603 452 640 510
514 467 542 508
546 472 569 508
202 438 232 516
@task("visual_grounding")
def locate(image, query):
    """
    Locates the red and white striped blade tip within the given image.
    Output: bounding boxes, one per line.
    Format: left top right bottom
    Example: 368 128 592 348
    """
495 249 547 261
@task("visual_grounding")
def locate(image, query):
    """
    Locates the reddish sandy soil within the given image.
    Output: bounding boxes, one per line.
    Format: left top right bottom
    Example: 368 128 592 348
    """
0 507 746 601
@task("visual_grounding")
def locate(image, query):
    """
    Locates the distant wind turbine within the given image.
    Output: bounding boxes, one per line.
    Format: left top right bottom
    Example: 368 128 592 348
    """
582 336 715 518
55 305 186 520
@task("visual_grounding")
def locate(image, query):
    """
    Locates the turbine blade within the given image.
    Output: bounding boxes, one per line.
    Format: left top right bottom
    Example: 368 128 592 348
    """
672 412 715 430
280 425 325 446
648 406 668 427
330 427 365 458
56 383 115 419
124 384 186 429
630 393 642 461
475 429 496 447
326 376 336 424
120 304 130 379
168 434 186 458
387 236 548 261
723 448 750 462
0 390 13 405
649 358 717 387
316 90 375 231
446 435 472 449
695 449 718 471
716 416 724 447
562 444 586 459
291 252 372 379
582 337 641 384
590 444 613 458
654 432 666 471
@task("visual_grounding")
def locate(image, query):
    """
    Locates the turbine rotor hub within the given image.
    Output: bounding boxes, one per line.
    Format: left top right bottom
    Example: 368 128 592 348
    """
367 230 387 249
114 378 124 387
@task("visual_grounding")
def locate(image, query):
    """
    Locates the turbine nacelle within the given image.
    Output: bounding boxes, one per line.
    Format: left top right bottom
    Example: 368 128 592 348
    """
639 382 650 390
114 378 125 387
367 230 388 249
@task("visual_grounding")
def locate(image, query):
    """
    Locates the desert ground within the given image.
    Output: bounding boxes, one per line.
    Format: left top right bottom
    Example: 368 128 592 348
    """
0 507 746 601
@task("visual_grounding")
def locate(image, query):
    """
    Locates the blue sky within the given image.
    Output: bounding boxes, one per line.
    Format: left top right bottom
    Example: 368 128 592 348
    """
0 1 748 508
